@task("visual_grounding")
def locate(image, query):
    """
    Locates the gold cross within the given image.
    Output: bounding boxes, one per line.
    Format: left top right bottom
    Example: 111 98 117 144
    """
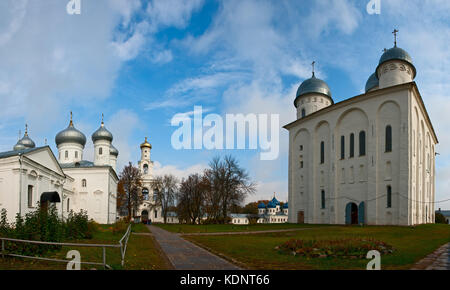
312 61 316 76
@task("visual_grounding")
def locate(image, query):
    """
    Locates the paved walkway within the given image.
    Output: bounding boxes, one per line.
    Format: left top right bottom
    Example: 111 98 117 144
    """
147 225 241 270
411 243 450 270
178 227 313 236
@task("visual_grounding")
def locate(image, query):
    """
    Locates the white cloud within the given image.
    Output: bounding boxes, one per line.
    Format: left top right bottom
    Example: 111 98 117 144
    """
146 0 204 29
153 161 208 181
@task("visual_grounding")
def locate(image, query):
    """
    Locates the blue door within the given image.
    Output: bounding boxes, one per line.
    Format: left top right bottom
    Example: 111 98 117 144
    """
358 202 365 224
345 203 352 224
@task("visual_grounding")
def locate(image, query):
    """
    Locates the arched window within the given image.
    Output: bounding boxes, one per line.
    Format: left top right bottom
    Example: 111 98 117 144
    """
142 188 149 200
143 164 149 174
301 108 306 118
387 185 392 208
321 190 325 209
359 131 366 156
82 179 87 187
320 141 325 164
99 147 103 155
350 133 355 158
340 136 345 159
385 125 392 152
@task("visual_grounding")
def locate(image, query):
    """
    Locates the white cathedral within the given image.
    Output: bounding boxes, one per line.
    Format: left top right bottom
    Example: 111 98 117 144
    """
0 113 119 224
285 35 437 226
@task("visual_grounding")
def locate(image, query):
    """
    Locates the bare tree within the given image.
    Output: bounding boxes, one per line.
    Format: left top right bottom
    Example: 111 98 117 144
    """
204 155 256 223
153 174 178 224
177 174 206 224
118 162 143 221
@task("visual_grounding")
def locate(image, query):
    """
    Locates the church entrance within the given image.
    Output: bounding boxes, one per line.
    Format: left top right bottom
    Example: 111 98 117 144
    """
141 210 149 224
345 202 358 225
297 211 304 224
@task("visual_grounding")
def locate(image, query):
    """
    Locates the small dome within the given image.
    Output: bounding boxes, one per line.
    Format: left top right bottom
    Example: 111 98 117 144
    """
55 114 87 147
294 74 332 107
377 46 416 78
140 137 152 149
283 203 288 209
258 202 266 209
270 196 280 206
14 126 35 150
267 201 276 209
92 123 113 143
110 144 119 157
365 73 379 93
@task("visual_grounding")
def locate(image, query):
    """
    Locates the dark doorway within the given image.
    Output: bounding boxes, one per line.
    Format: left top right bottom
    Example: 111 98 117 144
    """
141 210 149 224
345 202 358 225
297 211 304 224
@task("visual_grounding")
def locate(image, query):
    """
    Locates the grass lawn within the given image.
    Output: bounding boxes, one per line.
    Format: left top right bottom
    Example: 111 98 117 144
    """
155 223 328 234
184 224 450 270
0 224 172 270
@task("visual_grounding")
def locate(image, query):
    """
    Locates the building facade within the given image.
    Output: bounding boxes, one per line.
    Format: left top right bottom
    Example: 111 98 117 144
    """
0 113 119 224
284 42 437 226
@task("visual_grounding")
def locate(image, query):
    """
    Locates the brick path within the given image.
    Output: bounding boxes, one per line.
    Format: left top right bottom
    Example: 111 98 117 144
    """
411 243 450 270
147 225 241 270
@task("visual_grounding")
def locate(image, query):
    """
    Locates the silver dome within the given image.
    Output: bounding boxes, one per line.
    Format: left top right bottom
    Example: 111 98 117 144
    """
377 46 416 78
55 115 87 147
14 126 35 150
294 74 333 107
92 123 113 143
365 73 379 93
110 144 119 157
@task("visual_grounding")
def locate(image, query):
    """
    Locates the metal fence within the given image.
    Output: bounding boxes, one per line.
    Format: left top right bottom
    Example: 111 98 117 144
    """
0 224 132 270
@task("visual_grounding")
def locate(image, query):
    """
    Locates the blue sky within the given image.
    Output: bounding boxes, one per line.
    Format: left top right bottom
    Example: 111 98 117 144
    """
0 0 449 208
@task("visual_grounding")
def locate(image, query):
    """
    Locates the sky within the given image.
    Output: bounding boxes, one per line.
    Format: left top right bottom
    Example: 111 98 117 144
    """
0 0 449 208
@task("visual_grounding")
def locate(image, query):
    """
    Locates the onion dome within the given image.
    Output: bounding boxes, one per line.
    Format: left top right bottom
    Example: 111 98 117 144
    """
55 112 87 147
110 144 119 157
267 201 276 209
365 73 379 93
377 46 416 78
270 196 280 206
283 202 288 209
258 202 266 209
14 125 35 150
140 137 152 149
294 73 333 107
92 115 113 143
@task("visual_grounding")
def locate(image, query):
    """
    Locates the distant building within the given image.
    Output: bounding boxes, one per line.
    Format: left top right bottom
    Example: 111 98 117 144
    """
256 196 288 224
436 209 450 224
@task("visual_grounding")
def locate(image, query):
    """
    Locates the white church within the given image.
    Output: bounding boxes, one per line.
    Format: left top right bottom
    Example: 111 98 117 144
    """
0 113 119 224
284 33 437 226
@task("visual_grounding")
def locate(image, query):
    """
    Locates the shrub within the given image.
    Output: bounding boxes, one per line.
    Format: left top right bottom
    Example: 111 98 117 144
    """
435 212 448 224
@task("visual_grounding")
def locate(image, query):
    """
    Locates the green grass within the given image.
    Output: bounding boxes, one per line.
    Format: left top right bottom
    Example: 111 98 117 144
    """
184 224 450 270
0 223 172 270
155 223 326 234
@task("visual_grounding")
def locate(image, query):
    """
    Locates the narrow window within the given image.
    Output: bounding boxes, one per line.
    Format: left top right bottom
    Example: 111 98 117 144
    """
155 210 158 219
82 179 87 187
350 133 355 158
320 141 325 164
99 147 103 155
387 186 392 208
385 125 392 152
67 198 70 212
301 108 306 118
27 185 33 208
75 151 78 159
321 190 325 209
65 151 68 159
300 161 304 168
359 131 366 156
341 136 345 159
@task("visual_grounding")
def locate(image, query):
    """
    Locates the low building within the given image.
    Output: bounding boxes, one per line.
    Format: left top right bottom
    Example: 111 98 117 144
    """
256 196 289 224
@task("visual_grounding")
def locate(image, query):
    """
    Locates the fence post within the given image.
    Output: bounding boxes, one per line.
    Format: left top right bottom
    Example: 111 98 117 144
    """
102 247 106 270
